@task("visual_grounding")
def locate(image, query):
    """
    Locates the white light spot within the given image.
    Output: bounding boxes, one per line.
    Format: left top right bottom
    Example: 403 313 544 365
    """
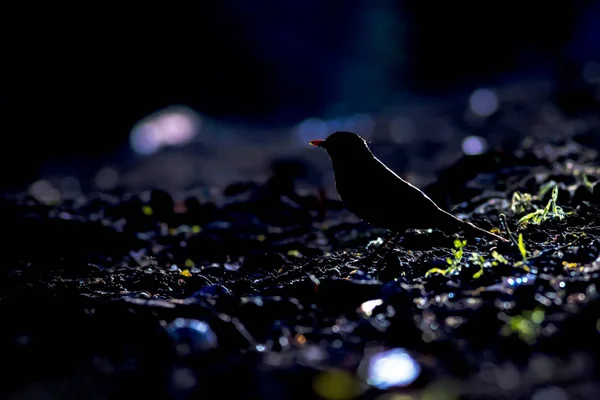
278 336 289 347
300 345 327 364
390 116 416 143
29 180 60 204
296 117 329 145
367 348 421 389
461 135 488 155
130 122 162 155
469 88 498 117
94 166 119 190
359 299 384 317
130 106 201 155
29 180 52 198
159 112 197 146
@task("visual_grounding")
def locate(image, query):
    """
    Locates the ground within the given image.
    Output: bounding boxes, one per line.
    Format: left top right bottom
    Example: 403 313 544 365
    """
2 85 600 400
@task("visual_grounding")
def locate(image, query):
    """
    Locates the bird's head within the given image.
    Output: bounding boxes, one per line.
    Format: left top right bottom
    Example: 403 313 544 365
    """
309 131 371 160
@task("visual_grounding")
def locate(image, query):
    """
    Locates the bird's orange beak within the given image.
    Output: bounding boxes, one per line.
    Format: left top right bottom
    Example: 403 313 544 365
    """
309 139 325 147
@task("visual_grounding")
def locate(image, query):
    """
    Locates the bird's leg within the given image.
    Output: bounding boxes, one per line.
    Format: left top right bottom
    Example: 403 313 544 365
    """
352 231 401 264
386 231 403 252
376 231 403 260
370 230 401 255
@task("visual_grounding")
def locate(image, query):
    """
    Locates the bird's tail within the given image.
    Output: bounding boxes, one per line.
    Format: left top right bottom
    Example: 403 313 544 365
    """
439 209 509 243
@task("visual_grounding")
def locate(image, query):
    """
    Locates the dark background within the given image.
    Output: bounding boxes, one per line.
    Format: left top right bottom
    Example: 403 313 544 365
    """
1 1 600 190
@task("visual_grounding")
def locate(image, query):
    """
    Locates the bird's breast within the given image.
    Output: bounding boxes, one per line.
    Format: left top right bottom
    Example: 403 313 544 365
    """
331 158 441 231
333 165 395 228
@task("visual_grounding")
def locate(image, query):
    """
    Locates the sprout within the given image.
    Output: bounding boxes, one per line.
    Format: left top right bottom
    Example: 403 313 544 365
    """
518 185 566 226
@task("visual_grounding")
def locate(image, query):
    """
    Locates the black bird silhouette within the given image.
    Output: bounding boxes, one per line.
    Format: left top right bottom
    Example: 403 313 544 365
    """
310 131 509 250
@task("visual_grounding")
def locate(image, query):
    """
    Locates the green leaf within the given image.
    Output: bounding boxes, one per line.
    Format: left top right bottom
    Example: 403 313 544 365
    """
472 267 484 279
491 250 509 264
426 267 449 277
537 180 557 199
583 173 594 191
551 184 558 203
517 233 527 260
518 209 543 225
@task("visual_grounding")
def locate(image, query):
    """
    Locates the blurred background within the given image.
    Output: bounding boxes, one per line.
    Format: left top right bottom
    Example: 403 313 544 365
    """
1 0 600 198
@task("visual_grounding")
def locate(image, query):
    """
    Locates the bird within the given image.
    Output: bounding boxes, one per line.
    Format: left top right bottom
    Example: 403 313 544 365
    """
309 131 509 251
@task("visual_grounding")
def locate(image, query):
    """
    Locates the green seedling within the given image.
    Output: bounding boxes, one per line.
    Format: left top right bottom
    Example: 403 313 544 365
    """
501 308 545 345
518 185 566 225
491 250 510 265
517 233 528 261
492 245 531 272
537 180 558 199
425 232 531 279
469 252 486 279
510 191 534 214
425 239 466 277
582 173 594 191
447 239 466 267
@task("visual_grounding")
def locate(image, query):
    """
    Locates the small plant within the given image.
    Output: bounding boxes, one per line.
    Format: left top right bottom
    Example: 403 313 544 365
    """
425 239 466 277
510 191 534 214
582 173 594 191
491 250 510 265
518 185 566 225
500 308 545 345
447 239 466 267
537 180 558 199
468 252 486 279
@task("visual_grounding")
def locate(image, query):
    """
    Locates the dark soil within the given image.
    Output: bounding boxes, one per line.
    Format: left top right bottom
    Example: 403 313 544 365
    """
3 95 600 400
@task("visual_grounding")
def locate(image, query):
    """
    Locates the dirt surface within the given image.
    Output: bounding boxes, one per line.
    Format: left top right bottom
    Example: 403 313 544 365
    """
3 89 600 399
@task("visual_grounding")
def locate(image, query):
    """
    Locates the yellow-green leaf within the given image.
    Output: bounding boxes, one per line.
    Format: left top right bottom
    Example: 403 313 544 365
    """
517 233 527 260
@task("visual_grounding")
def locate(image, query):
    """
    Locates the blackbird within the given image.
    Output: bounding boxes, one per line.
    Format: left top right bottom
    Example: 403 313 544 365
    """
310 131 509 248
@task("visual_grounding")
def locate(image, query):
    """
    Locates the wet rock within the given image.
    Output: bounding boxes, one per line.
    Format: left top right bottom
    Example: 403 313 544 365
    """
241 252 287 274
185 274 214 294
317 278 383 312
233 297 279 342
166 318 218 354
189 284 233 298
